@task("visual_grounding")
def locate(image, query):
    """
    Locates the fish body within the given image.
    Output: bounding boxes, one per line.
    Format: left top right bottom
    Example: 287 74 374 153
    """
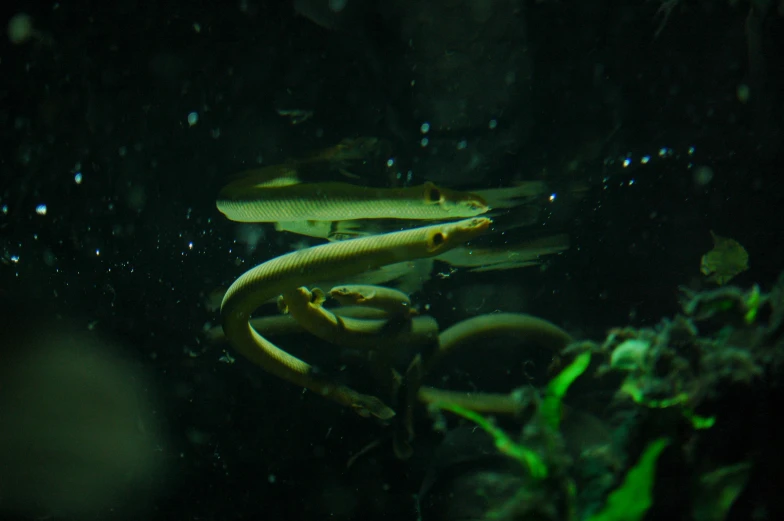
217 181 489 222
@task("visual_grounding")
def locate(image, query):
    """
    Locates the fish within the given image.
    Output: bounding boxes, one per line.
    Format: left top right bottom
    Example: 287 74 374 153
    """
221 138 390 195
700 231 749 285
472 181 547 209
299 137 388 165
276 109 313 125
221 164 302 195
216 181 489 223
435 233 570 271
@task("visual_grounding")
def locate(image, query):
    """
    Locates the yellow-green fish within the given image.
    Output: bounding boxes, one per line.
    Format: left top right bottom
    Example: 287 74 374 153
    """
217 181 489 223
700 231 749 285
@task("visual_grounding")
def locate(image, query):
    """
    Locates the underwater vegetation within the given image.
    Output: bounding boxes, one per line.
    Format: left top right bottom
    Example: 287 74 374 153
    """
421 276 783 521
206 140 782 520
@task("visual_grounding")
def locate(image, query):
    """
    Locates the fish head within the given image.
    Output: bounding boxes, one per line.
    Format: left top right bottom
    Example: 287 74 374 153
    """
449 194 491 216
425 217 493 255
423 182 490 216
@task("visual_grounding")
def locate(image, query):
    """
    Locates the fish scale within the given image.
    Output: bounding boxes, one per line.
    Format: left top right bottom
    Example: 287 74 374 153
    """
216 181 489 222
220 217 492 419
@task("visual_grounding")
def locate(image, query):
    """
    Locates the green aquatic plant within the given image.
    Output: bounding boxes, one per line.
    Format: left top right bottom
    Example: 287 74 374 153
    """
620 379 716 430
431 352 593 481
541 351 592 430
585 437 670 521
743 284 762 324
431 401 549 480
692 462 752 521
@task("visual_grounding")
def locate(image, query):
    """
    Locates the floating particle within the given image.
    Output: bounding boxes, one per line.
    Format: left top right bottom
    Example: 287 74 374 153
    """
219 351 235 364
43 249 56 267
35 204 47 215
457 140 467 150
8 13 34 44
187 112 199 127
329 0 347 12
386 158 395 167
126 185 147 212
420 122 430 134
488 119 497 129
276 109 313 125
74 172 83 184
736 84 750 104
693 165 714 186
420 137 429 147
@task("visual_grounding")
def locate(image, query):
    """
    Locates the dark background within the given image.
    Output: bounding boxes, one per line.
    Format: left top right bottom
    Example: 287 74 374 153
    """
1 0 782 519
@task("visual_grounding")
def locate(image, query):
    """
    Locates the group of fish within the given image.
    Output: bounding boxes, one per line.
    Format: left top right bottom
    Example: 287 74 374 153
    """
216 137 570 286
207 137 750 458
206 138 571 443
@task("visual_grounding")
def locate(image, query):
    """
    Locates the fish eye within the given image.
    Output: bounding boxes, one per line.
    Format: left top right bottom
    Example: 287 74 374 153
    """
429 231 446 249
426 187 442 203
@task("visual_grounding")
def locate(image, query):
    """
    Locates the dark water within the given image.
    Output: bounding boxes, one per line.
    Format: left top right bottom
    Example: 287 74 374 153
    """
1 1 782 520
